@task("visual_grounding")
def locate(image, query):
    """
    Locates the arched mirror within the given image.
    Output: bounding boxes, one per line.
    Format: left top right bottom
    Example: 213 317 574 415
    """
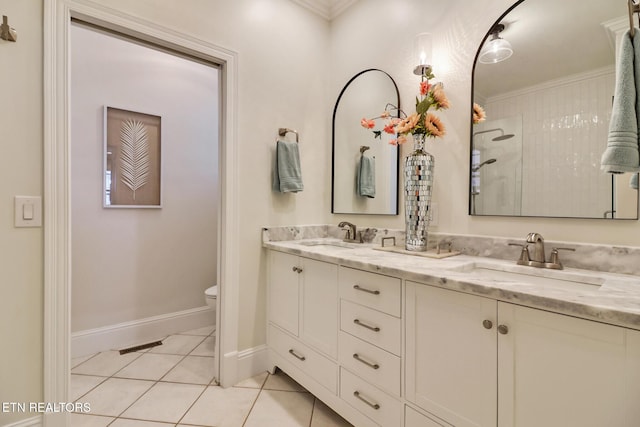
471 0 638 219
332 69 400 215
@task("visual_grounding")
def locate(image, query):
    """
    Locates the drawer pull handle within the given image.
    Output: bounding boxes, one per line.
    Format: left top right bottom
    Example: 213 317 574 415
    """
288 349 306 361
353 284 380 295
353 391 380 410
353 353 380 370
353 319 381 332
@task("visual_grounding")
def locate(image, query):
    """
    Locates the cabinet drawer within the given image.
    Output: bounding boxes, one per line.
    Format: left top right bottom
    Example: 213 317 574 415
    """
339 267 401 317
340 367 401 427
340 300 401 355
269 324 337 393
339 331 400 396
405 405 451 427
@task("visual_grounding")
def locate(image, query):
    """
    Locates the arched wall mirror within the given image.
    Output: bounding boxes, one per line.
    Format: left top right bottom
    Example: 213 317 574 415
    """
471 0 639 219
332 69 400 215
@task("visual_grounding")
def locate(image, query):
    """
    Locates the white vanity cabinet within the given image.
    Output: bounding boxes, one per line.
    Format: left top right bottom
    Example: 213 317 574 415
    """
267 250 339 393
405 281 640 427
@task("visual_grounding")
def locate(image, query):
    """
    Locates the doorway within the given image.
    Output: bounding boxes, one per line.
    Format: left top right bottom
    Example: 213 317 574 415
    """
45 4 240 425
69 20 220 370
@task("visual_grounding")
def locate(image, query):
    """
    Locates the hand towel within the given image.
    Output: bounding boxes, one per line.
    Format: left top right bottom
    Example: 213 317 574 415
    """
631 173 639 190
273 140 304 193
357 155 375 198
601 29 640 173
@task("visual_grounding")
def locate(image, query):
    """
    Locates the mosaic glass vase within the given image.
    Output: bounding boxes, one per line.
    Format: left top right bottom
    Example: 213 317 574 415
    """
404 133 434 251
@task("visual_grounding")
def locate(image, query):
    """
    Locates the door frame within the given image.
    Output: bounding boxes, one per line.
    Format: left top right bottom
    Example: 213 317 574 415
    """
44 1 240 425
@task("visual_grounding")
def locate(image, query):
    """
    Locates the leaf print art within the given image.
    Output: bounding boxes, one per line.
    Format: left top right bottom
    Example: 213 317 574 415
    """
119 119 151 200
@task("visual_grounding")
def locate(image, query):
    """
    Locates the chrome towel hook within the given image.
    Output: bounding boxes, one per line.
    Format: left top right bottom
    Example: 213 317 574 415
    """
629 0 640 38
278 127 299 143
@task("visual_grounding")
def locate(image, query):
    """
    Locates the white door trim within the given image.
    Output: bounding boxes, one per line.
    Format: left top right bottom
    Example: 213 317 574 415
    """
43 2 239 425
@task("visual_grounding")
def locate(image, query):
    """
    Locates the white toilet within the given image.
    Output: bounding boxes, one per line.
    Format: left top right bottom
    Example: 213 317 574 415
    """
205 285 217 322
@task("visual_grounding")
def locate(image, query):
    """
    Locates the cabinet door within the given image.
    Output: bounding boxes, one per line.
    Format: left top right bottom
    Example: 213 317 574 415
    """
299 257 338 357
405 282 497 427
268 251 300 335
498 303 640 427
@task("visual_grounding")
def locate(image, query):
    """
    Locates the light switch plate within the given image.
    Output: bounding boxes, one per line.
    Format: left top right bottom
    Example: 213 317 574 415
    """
15 196 42 228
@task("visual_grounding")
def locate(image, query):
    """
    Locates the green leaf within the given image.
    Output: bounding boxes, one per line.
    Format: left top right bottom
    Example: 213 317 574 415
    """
416 98 432 115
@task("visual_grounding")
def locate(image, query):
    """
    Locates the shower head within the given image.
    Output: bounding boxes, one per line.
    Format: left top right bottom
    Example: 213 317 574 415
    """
472 158 497 172
473 128 514 141
492 133 514 141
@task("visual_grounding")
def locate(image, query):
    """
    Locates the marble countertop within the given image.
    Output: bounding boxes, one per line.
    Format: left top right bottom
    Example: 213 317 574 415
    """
263 237 640 331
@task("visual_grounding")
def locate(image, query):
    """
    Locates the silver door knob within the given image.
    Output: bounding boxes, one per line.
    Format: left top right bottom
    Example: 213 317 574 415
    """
497 324 509 335
482 320 493 330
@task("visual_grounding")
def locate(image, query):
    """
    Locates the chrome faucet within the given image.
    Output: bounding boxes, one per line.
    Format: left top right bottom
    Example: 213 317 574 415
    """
526 232 545 263
338 221 358 241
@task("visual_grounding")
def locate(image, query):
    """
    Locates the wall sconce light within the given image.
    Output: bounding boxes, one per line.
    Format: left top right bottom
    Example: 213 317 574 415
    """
479 23 512 64
413 32 432 75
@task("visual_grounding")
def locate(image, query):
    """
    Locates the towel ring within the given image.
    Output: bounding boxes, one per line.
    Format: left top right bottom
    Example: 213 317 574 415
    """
278 127 299 143
360 146 370 154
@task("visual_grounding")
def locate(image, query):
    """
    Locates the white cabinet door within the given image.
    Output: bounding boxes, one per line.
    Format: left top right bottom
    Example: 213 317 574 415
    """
498 303 640 427
299 257 338 358
405 282 497 427
268 251 300 336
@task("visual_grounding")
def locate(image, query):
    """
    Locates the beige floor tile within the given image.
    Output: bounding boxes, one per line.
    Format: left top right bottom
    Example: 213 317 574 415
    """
71 354 96 369
110 419 175 427
311 399 353 427
179 325 215 336
189 336 215 356
243 389 314 427
263 371 308 392
161 355 215 385
81 378 154 417
114 353 184 381
70 375 107 402
69 413 114 426
180 385 259 427
120 381 205 423
234 371 268 389
148 335 205 355
71 351 142 377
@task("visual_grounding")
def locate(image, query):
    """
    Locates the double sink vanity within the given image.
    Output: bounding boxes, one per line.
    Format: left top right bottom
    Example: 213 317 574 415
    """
263 225 640 427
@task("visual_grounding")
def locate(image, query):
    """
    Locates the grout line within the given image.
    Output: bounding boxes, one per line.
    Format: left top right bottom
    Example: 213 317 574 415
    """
309 397 317 427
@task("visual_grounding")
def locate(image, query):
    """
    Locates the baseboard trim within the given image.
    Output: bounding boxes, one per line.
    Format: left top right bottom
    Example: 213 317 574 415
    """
2 415 42 427
71 306 214 358
220 344 268 387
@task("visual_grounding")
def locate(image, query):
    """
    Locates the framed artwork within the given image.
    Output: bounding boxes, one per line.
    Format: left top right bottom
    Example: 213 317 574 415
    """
104 106 162 208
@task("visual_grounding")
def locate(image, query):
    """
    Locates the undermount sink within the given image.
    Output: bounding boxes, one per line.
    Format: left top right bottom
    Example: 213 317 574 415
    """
453 261 604 292
297 239 357 249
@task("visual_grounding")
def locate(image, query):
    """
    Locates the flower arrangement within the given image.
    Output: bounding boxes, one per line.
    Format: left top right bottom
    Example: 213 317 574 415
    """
473 103 486 124
360 70 450 145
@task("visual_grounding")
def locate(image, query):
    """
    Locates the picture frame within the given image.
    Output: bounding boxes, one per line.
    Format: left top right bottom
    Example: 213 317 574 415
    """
103 106 162 208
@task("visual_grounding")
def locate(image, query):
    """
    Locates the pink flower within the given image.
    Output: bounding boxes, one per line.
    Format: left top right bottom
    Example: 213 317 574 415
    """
431 83 450 110
380 111 391 118
397 135 408 145
360 118 375 129
388 139 398 146
420 81 431 96
396 113 420 134
383 123 396 134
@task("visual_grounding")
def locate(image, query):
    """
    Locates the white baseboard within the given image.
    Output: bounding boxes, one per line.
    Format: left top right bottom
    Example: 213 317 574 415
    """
71 306 215 358
220 344 269 387
2 415 42 427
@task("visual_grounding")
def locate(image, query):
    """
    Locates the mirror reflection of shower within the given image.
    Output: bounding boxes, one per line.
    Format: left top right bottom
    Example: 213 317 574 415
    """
472 158 497 172
472 128 514 141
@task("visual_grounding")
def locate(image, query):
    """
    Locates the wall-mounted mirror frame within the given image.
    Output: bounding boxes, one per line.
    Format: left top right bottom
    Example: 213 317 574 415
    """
470 0 638 220
332 69 400 215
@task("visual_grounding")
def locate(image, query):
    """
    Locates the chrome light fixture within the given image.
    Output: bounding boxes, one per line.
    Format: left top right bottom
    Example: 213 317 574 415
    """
479 23 512 64
413 32 433 75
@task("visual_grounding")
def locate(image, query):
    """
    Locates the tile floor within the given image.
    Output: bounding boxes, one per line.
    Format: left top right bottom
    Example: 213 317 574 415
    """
70 326 353 427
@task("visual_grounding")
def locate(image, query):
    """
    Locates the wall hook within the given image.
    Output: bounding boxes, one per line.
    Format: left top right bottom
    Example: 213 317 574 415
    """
1 15 17 42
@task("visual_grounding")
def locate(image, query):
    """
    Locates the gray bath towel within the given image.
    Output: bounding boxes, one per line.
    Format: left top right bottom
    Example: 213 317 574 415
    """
601 29 640 173
357 155 375 198
273 140 304 193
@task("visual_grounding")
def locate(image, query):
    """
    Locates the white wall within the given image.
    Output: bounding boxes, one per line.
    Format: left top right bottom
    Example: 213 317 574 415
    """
0 1 44 425
70 24 219 333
